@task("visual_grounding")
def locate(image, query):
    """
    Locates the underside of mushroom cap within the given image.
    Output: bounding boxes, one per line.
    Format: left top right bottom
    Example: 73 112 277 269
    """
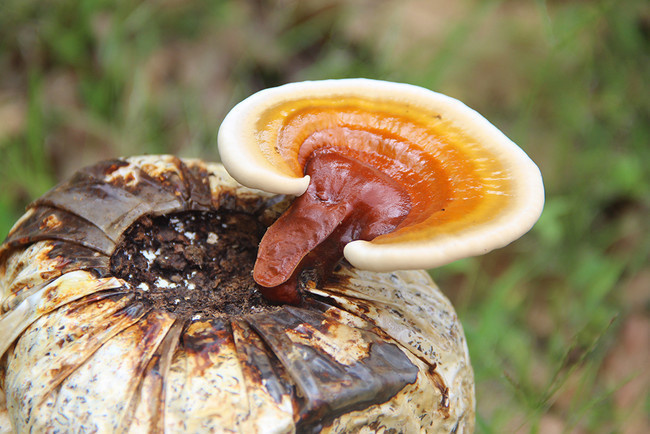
218 78 544 271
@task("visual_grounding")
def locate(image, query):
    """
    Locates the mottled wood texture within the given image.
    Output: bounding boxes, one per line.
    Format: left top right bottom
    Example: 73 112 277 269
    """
0 156 474 433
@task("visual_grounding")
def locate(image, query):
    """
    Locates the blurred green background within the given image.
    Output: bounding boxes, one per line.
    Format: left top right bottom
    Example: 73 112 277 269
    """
1 0 648 432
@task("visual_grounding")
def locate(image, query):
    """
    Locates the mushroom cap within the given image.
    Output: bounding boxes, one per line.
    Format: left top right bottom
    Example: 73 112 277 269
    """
218 78 544 271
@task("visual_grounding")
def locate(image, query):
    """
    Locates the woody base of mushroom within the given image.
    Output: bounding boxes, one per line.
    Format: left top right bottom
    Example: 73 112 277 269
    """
0 156 475 433
254 147 412 304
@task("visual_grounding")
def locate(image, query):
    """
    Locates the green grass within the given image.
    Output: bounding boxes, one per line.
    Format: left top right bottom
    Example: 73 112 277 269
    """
1 0 648 431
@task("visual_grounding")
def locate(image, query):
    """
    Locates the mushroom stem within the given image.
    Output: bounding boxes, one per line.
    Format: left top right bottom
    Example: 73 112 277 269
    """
254 147 411 304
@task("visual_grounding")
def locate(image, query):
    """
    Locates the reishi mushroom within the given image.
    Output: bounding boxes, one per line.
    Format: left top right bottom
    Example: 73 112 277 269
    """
218 78 545 304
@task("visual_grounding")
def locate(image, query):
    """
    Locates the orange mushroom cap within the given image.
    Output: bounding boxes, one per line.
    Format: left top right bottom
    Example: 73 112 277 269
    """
218 78 544 272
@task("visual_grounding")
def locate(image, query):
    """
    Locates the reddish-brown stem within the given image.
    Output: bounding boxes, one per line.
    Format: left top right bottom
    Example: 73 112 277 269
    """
254 147 412 304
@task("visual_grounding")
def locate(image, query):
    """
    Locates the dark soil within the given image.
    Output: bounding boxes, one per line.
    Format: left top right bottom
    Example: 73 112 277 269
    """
110 211 279 321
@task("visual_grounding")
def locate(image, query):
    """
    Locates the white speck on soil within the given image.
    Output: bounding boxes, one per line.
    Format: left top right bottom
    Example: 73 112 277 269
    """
142 250 156 263
155 277 177 288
